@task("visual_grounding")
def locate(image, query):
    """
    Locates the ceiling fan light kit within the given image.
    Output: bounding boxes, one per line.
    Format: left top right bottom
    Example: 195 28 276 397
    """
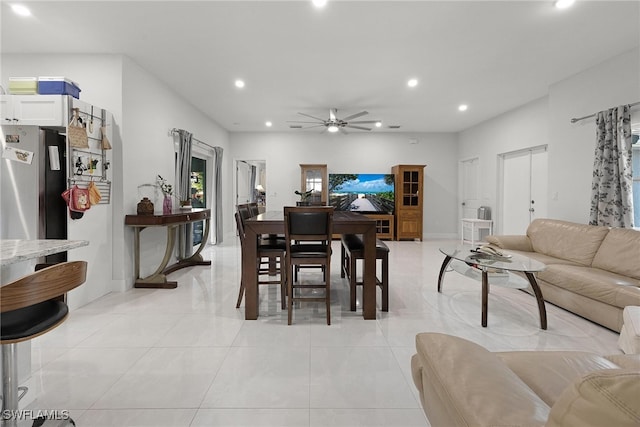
287 108 381 134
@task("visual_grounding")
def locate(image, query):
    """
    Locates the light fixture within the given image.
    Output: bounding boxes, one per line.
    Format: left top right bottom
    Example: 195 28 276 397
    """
255 184 265 192
11 4 31 16
312 0 327 8
265 121 272 127
554 0 575 9
375 121 382 128
234 79 245 88
458 104 468 112
327 124 339 133
407 78 418 88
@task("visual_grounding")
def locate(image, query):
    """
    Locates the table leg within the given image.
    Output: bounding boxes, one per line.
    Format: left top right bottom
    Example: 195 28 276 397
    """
163 217 212 274
525 272 548 330
134 225 178 289
243 223 259 320
362 225 376 320
481 270 489 327
437 255 453 292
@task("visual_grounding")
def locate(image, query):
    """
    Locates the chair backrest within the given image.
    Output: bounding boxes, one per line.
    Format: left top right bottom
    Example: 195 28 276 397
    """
237 203 252 224
235 211 246 246
284 206 334 244
247 202 260 217
0 261 87 313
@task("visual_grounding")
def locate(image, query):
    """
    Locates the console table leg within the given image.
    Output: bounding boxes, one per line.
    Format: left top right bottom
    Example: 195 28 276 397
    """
134 225 178 289
525 272 547 330
481 271 489 327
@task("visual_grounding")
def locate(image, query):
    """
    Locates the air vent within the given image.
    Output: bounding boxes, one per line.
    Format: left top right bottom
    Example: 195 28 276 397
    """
387 125 401 129
289 125 303 129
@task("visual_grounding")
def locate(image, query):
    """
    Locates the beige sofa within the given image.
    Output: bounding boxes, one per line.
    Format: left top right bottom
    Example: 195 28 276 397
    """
486 218 640 332
411 333 640 427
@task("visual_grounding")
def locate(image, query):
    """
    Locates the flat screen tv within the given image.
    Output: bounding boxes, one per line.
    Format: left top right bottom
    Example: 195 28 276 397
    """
328 173 395 214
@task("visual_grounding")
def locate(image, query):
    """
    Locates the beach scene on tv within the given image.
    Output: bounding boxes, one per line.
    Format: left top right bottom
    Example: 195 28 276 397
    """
329 173 395 214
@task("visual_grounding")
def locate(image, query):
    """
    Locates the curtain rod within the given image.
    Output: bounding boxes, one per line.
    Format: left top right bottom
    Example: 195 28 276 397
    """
170 128 216 150
570 101 640 124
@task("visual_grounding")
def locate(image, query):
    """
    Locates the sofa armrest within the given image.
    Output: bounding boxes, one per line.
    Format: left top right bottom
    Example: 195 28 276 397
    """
412 333 548 427
486 234 533 252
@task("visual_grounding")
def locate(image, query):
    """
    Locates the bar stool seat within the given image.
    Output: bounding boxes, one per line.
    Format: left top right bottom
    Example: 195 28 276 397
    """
1 261 87 427
340 234 389 312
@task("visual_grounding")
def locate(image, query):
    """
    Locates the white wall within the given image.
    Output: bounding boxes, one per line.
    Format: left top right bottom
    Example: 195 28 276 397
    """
548 48 640 223
229 131 459 239
119 57 230 284
458 48 640 230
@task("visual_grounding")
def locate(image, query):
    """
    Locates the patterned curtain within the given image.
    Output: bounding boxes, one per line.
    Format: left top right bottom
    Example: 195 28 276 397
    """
589 105 634 227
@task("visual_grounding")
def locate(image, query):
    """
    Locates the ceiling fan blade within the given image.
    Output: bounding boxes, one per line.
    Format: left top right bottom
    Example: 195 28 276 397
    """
298 112 325 122
341 111 368 121
289 124 326 129
289 125 303 128
346 125 372 131
329 108 337 121
286 120 324 124
348 120 380 124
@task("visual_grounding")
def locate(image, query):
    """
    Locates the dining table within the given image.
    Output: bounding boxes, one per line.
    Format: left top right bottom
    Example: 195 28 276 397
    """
243 210 378 320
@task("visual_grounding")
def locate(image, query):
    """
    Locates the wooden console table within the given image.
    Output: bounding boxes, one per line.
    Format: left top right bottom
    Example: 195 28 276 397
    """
125 208 211 289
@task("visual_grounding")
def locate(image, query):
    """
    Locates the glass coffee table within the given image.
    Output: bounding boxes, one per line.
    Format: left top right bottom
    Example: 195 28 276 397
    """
437 245 548 329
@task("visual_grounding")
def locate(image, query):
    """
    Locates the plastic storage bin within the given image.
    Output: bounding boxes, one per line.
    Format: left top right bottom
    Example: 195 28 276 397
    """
8 77 38 94
37 77 81 98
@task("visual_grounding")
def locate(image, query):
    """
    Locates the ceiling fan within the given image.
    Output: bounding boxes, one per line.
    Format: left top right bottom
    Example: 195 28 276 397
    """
287 109 380 133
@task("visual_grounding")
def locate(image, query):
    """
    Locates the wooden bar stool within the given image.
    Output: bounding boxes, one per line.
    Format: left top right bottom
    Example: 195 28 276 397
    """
1 261 87 427
341 234 389 312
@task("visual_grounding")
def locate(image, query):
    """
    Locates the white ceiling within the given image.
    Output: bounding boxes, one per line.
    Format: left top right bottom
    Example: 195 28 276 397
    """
2 1 639 133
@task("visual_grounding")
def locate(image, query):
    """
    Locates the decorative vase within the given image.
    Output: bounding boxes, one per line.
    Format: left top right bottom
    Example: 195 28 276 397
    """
163 195 172 215
137 197 154 215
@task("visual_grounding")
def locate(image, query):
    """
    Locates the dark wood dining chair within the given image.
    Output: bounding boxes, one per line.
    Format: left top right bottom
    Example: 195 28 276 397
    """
283 206 334 325
1 261 87 427
235 212 287 309
247 202 260 217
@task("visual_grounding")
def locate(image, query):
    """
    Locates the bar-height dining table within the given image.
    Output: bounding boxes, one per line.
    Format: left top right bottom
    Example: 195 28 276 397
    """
242 211 378 320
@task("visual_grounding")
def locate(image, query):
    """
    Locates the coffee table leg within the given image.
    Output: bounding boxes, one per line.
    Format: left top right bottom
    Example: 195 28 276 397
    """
525 272 547 330
481 271 488 327
437 256 453 292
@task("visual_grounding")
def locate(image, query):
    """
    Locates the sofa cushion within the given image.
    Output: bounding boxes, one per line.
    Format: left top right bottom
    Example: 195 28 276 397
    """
413 333 549 426
546 369 640 427
526 219 610 266
496 351 619 407
591 227 640 280
537 264 640 309
604 353 640 369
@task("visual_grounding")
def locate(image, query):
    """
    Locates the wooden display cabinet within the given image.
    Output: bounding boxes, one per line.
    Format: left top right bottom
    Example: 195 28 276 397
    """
392 164 425 240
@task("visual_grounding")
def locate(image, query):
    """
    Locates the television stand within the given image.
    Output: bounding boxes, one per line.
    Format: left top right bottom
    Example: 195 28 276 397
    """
364 214 394 240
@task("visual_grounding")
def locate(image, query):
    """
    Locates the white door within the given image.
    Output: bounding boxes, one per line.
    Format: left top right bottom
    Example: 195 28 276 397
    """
459 157 480 220
501 146 548 234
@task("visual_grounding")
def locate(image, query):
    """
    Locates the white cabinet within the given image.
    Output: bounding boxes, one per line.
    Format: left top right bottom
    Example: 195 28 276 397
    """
1 95 68 126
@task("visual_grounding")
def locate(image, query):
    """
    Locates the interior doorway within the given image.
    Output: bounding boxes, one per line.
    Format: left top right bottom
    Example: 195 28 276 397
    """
499 145 548 234
235 159 266 215
458 156 481 221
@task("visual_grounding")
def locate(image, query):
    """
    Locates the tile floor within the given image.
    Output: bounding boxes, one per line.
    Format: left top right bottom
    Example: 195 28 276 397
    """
24 237 621 426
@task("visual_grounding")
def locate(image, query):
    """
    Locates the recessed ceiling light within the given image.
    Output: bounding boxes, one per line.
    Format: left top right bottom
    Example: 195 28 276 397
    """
554 0 575 9
265 121 272 127
407 78 418 88
312 0 327 8
234 79 245 89
458 104 468 112
11 4 31 16
375 122 382 128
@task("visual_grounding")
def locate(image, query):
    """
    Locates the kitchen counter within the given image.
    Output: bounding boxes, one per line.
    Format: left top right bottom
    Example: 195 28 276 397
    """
0 239 89 266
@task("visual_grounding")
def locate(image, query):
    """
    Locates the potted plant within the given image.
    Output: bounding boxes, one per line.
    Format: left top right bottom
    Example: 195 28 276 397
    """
295 189 313 206
157 175 176 214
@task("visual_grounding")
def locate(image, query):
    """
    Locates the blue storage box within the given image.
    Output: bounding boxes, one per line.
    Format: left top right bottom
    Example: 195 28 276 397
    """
37 77 81 98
